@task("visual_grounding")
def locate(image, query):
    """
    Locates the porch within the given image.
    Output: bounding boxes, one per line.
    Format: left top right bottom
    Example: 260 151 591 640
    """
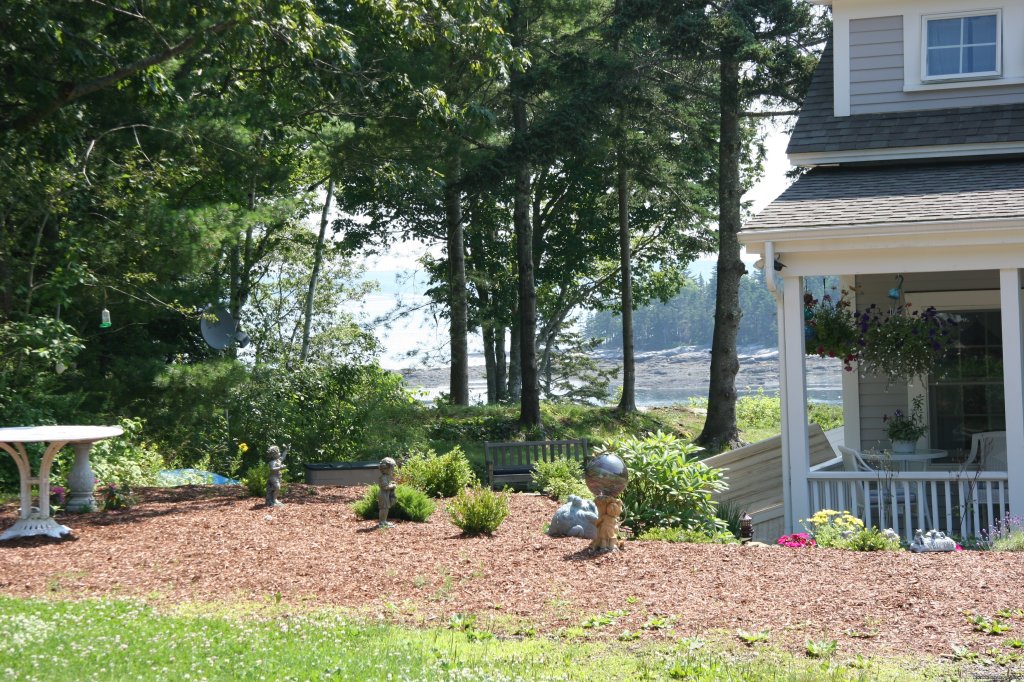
739 160 1024 540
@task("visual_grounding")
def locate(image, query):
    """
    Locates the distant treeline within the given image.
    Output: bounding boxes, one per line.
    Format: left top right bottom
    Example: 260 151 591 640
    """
585 271 836 352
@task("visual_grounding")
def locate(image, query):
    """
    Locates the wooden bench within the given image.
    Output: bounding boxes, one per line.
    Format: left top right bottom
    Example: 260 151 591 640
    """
484 439 590 488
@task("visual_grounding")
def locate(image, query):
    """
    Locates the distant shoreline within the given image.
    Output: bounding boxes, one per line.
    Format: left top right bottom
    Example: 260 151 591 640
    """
395 345 844 407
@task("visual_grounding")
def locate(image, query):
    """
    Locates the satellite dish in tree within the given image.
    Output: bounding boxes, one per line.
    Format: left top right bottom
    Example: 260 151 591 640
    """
200 305 245 350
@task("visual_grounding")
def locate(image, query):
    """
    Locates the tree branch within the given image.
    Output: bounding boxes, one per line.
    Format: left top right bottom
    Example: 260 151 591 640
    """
8 19 238 133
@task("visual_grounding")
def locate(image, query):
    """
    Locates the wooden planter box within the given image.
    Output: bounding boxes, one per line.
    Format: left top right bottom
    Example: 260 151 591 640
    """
304 461 378 486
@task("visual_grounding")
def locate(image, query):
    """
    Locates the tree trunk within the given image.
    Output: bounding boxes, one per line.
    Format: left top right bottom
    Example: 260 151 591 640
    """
496 324 508 401
697 49 744 450
615 159 637 413
482 313 497 403
300 177 334 364
445 147 469 405
510 3 540 426
508 315 522 401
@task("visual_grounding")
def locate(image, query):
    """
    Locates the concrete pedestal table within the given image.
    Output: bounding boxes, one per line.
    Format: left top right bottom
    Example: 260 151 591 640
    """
0 425 124 540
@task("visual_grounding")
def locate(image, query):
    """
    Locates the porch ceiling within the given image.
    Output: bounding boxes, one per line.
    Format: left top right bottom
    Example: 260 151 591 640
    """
746 159 1024 231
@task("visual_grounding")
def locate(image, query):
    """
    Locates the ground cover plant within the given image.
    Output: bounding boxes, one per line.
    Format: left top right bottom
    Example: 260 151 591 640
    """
0 597 951 681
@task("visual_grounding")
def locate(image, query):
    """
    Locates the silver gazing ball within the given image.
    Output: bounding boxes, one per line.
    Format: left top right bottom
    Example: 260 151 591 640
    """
585 453 628 498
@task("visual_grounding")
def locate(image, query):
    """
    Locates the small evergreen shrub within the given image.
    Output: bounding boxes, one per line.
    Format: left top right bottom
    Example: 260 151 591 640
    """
447 485 510 535
399 446 477 498
242 463 289 498
531 458 591 502
352 484 435 522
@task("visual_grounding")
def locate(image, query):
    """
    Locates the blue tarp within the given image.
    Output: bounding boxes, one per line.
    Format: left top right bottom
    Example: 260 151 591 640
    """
156 468 240 486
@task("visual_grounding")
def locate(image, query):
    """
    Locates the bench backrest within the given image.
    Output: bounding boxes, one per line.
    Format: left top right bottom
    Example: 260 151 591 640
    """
484 439 590 469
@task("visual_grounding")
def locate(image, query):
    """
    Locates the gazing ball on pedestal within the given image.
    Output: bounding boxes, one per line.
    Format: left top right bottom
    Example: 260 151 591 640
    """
585 453 628 498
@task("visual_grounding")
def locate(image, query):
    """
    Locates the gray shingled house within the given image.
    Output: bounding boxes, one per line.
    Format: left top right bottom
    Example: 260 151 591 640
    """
739 0 1024 540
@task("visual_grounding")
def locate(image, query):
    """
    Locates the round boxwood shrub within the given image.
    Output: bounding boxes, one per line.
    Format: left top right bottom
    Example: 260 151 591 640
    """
352 484 435 522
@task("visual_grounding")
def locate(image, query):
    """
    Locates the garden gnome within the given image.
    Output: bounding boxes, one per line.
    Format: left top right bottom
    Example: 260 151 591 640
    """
377 457 397 528
265 445 287 508
591 496 623 552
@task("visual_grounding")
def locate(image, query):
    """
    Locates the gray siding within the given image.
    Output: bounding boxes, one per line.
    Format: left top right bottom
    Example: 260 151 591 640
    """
849 16 1024 115
854 271 999 449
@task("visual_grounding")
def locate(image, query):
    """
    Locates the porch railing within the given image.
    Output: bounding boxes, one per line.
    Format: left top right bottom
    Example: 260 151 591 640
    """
806 466 1010 541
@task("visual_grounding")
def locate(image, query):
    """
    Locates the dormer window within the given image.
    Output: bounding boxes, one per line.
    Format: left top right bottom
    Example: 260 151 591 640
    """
923 11 1000 81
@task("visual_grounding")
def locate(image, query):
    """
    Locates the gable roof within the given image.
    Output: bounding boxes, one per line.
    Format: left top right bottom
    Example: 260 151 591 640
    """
746 159 1024 230
787 42 1024 156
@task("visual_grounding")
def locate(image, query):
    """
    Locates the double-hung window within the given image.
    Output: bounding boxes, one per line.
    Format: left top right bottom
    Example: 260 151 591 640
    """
923 11 1000 81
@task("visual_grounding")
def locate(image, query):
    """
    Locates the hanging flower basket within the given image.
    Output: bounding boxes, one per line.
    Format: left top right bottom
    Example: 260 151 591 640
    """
858 304 955 383
803 289 860 371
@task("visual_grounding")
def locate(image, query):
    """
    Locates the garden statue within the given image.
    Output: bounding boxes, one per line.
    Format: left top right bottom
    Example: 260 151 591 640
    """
584 453 628 553
377 457 397 528
909 529 957 553
265 444 288 508
547 495 599 539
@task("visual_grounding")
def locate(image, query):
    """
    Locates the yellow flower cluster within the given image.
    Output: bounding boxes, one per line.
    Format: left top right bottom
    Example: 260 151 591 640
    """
806 509 864 533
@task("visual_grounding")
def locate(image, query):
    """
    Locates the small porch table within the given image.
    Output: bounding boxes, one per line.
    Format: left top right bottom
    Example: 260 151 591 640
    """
0 425 123 540
865 449 947 471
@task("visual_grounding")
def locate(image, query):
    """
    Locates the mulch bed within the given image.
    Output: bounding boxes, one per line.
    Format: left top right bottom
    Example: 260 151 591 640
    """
2 484 1023 660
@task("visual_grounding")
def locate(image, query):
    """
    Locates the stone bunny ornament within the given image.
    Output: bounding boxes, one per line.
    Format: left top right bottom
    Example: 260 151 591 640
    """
547 495 599 539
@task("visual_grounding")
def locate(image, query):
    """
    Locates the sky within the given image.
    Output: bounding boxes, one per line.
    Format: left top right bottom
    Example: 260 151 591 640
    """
354 119 796 368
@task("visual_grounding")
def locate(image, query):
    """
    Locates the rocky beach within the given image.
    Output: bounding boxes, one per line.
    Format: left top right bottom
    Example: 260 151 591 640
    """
398 346 844 406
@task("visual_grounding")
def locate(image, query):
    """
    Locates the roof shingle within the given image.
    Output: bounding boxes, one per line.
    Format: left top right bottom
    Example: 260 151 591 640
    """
746 160 1024 230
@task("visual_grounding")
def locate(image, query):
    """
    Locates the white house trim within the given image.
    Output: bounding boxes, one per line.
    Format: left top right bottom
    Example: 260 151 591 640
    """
790 142 1024 167
840 275 862 451
783 275 812 526
999 268 1024 516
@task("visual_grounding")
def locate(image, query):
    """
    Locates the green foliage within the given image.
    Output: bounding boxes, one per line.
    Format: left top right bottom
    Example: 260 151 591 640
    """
446 485 510 535
860 305 955 382
804 639 838 659
241 463 290 499
883 395 927 442
608 431 726 535
352 484 435 523
399 446 477 498
54 418 163 490
803 510 902 552
636 526 738 544
688 391 843 435
966 613 1013 635
99 483 136 511
148 360 422 476
530 458 591 502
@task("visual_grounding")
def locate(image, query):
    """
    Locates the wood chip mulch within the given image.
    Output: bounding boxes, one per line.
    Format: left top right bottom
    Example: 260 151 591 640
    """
2 484 1023 660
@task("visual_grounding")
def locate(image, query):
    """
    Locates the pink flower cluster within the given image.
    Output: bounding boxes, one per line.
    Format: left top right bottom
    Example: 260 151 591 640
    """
777 532 815 548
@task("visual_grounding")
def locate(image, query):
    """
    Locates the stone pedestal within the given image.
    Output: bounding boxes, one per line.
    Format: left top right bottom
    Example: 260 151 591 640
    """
66 443 97 512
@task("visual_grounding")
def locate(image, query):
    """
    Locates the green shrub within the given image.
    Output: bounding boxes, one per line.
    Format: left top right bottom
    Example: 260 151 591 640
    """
803 510 901 551
55 417 164 489
242 463 289 499
531 458 591 502
609 431 726 535
447 485 510 534
843 528 903 552
352 484 435 522
99 483 136 511
637 526 738 544
399 446 477 498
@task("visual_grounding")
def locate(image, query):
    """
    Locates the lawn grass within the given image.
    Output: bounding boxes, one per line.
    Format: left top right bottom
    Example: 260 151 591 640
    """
0 596 949 681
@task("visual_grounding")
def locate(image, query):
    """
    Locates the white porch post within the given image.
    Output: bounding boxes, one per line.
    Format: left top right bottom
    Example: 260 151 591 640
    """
782 275 811 526
999 268 1024 515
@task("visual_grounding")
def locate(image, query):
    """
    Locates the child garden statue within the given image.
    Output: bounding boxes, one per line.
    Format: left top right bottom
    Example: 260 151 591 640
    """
377 457 398 528
265 445 288 508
